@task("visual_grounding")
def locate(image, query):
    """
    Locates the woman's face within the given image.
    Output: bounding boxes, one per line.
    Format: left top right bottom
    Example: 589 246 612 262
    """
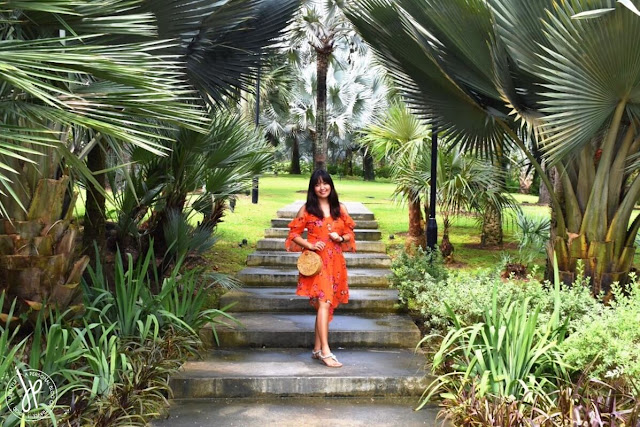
314 178 332 200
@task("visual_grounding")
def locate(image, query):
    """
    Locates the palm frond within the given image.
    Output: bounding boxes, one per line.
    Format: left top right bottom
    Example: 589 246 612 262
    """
147 0 300 105
344 0 511 159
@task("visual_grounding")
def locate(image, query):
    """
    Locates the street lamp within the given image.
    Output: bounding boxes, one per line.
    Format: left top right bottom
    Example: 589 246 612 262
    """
426 125 437 249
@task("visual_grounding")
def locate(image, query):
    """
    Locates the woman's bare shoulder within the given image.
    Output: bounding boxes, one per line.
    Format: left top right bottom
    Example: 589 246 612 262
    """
296 205 307 218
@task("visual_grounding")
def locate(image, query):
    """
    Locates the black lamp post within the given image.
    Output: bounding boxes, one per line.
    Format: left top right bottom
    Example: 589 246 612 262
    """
251 55 261 204
426 125 438 249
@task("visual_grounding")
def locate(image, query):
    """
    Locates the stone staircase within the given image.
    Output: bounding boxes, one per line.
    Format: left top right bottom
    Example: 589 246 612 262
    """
159 201 436 426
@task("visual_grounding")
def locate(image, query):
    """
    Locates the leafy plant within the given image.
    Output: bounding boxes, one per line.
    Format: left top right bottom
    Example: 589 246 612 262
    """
0 294 27 423
163 210 217 263
561 274 640 386
419 275 571 410
514 210 550 265
389 246 448 305
405 267 598 335
157 267 239 345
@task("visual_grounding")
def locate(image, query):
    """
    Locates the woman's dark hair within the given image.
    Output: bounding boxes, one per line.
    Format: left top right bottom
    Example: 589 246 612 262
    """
306 169 341 219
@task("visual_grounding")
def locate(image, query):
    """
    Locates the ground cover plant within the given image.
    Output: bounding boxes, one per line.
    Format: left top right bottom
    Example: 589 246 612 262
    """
1 246 236 426
391 247 640 424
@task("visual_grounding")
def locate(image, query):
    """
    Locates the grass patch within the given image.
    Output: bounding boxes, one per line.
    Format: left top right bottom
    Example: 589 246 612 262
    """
210 174 548 273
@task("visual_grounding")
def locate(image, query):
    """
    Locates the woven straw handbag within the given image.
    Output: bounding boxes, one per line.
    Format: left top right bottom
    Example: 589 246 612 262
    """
297 250 322 276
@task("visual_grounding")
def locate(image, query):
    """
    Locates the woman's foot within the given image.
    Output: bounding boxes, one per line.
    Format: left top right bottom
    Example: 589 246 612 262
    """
311 349 321 359
319 352 343 368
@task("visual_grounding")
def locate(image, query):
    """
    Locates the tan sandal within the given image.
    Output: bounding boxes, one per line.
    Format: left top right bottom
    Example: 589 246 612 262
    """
319 352 343 368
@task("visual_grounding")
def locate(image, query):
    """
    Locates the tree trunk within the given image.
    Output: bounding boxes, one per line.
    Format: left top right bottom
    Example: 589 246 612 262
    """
314 50 330 171
83 139 106 256
363 151 375 181
519 166 534 194
538 163 554 205
405 191 426 251
290 135 301 174
481 202 503 246
0 176 89 320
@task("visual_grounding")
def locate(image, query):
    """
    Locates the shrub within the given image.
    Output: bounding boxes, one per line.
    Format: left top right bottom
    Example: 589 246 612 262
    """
390 246 448 306
375 165 393 178
406 267 599 335
561 275 640 387
419 281 570 412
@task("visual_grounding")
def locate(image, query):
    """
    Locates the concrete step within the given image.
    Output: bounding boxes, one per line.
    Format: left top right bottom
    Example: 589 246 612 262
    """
153 397 443 427
221 287 401 313
169 348 429 399
272 218 380 229
236 266 390 288
264 228 382 241
278 201 375 221
257 238 386 253
202 312 421 349
247 251 391 268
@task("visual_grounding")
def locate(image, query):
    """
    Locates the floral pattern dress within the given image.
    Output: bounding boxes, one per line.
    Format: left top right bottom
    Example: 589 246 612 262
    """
285 205 356 321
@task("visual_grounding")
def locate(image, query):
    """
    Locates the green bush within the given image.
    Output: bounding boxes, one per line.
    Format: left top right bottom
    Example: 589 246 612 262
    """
420 281 570 410
392 259 599 335
376 165 393 178
561 276 640 386
390 246 448 306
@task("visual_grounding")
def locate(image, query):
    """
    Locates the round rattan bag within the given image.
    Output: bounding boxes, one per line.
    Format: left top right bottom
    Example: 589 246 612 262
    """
297 250 322 276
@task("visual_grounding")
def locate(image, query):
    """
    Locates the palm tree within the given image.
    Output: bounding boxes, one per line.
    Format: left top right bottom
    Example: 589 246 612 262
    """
345 0 640 293
290 0 364 170
361 103 430 249
0 0 298 318
82 0 300 251
261 42 387 175
0 0 204 318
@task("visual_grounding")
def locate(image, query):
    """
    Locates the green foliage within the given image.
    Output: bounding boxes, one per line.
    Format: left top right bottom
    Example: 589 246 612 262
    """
562 275 640 387
0 294 28 425
389 246 448 306
393 262 599 335
375 165 393 179
435 378 640 426
513 210 550 265
419 281 571 410
156 268 240 345
163 210 217 263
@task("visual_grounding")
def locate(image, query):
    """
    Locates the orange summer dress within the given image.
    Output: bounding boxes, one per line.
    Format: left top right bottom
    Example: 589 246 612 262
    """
285 205 356 321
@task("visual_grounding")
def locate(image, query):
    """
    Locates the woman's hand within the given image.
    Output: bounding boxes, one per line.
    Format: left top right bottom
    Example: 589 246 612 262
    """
309 241 326 251
329 232 342 242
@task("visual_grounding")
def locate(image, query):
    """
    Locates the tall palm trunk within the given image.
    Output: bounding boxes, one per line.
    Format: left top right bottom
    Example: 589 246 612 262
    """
481 203 502 246
314 50 330 171
363 150 375 181
83 139 106 257
405 190 425 250
481 147 504 246
290 134 301 174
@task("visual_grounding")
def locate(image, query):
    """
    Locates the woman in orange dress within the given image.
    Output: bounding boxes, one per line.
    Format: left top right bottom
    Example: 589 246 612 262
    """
285 169 356 368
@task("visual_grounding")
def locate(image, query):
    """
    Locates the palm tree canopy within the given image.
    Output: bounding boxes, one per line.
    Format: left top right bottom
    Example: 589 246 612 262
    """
0 0 299 217
344 0 640 165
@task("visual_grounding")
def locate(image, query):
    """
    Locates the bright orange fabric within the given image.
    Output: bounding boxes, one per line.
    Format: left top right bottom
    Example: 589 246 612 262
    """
285 205 356 321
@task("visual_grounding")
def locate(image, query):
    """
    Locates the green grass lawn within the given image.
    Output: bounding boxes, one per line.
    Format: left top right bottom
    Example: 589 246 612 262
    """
209 174 549 274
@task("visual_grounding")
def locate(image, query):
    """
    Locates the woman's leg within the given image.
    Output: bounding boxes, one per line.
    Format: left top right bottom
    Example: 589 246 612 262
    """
315 300 342 367
313 316 321 353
